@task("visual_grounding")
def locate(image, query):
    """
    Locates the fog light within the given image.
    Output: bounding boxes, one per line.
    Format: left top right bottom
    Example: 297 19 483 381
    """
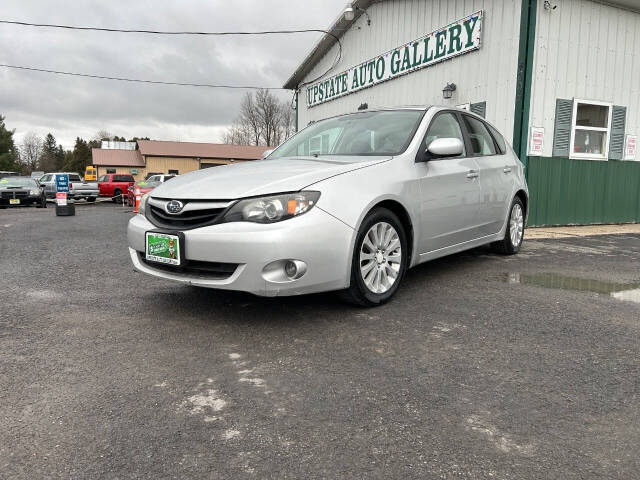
284 260 297 279
262 259 308 283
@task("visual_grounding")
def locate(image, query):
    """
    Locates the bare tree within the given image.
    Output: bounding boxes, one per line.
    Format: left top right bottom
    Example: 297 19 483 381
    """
224 90 296 147
94 130 113 141
240 93 263 145
20 132 43 173
256 89 281 147
280 102 296 143
223 120 253 145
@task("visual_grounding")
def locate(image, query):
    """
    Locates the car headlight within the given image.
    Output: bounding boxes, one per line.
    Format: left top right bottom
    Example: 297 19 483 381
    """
138 193 149 216
30 189 41 196
222 191 320 223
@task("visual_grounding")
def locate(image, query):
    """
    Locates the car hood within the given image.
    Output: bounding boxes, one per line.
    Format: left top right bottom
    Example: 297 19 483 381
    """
149 156 390 200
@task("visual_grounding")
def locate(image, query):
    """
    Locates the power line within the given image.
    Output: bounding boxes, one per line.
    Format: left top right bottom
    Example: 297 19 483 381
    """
0 19 345 90
0 63 287 90
0 19 340 38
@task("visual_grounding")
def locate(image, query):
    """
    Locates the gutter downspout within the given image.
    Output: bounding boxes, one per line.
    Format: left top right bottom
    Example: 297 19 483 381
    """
512 0 537 177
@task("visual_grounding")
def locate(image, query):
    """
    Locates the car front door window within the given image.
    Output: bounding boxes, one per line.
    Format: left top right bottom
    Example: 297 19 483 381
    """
424 113 466 156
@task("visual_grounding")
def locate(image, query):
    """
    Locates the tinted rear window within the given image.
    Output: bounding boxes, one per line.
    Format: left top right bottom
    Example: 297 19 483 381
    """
68 175 81 181
114 175 134 182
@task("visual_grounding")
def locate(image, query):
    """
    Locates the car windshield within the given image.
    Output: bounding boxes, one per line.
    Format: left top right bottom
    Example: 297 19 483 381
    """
0 177 37 188
136 180 161 188
269 109 424 160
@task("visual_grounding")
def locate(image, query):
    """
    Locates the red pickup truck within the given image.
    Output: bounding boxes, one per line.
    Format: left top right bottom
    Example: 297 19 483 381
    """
98 173 135 202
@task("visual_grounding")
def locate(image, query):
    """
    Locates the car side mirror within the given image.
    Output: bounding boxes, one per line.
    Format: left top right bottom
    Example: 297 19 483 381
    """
423 138 464 160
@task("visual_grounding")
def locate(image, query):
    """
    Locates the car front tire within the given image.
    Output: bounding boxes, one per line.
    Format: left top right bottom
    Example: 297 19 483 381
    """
492 196 525 255
341 207 408 307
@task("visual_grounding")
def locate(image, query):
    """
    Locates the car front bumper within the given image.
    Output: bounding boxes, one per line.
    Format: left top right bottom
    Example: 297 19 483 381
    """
0 195 42 206
127 207 355 297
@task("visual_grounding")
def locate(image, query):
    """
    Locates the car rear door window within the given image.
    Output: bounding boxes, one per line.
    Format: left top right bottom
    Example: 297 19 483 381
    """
487 124 507 154
463 116 497 156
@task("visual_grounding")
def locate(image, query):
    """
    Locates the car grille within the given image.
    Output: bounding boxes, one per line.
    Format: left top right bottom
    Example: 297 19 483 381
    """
138 252 239 280
1 190 28 199
146 198 232 230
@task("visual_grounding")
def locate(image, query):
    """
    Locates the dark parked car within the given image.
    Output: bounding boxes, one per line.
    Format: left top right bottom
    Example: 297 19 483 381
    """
0 176 47 208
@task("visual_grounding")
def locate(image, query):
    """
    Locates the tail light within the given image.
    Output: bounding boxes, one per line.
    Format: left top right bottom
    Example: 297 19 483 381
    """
69 183 73 189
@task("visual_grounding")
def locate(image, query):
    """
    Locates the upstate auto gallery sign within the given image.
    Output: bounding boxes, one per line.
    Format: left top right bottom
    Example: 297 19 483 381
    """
306 11 483 108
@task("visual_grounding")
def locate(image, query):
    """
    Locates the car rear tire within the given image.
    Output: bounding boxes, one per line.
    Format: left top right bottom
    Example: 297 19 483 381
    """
492 197 525 255
87 197 96 203
112 189 122 203
341 207 408 307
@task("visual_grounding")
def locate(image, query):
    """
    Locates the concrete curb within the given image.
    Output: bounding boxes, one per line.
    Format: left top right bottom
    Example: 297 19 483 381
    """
526 224 640 239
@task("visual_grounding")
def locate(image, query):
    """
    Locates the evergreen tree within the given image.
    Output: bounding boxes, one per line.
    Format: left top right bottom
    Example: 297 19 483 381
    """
63 137 91 173
55 145 65 170
0 114 20 172
39 133 58 172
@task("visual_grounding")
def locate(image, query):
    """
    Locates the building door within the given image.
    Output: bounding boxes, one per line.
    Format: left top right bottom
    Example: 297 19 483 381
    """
416 112 482 253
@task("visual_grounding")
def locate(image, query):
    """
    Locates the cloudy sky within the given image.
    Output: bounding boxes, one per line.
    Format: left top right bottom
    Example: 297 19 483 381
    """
0 0 346 149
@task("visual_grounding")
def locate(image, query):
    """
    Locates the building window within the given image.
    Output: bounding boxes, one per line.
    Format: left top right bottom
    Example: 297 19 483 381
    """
106 168 116 174
570 100 612 160
168 169 179 175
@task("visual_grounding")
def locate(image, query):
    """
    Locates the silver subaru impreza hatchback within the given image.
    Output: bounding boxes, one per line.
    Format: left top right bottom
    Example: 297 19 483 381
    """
128 106 528 306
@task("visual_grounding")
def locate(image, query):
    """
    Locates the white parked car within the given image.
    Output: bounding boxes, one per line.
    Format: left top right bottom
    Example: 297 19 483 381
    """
127 106 528 306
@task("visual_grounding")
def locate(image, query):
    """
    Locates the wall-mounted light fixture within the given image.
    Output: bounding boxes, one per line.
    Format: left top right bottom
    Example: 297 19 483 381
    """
343 3 371 25
343 4 355 21
442 83 457 100
544 1 557 10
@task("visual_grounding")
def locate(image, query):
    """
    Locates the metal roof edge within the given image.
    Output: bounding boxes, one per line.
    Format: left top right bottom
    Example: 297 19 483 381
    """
283 0 377 90
591 0 640 13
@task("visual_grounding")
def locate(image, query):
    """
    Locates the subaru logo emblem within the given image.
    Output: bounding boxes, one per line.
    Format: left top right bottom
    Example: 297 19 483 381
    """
165 200 184 214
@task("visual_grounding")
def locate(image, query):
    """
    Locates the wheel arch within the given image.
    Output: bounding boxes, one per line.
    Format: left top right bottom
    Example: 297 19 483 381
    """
514 189 529 222
351 197 416 268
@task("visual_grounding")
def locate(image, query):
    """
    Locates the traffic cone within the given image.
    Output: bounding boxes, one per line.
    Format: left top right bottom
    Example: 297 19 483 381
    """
134 188 141 213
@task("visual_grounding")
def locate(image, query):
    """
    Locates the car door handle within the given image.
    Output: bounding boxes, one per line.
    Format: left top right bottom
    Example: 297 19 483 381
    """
503 167 512 174
466 170 479 179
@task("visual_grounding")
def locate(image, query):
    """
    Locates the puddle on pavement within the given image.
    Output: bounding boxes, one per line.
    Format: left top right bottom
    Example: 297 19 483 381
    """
506 272 640 305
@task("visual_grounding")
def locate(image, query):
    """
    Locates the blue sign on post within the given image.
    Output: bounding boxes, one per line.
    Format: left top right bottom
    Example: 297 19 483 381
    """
56 174 69 193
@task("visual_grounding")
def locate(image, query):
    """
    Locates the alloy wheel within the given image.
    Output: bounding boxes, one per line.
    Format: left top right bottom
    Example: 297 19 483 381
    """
359 221 402 294
510 203 524 247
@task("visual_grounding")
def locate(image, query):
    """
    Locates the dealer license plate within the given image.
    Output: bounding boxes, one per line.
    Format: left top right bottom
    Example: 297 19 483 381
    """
145 232 182 266
9 199 20 205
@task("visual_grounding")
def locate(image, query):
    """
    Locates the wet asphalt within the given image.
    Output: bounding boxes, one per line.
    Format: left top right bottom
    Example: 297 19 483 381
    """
1 203 639 479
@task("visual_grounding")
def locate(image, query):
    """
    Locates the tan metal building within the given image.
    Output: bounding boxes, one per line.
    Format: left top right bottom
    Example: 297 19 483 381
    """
92 141 270 181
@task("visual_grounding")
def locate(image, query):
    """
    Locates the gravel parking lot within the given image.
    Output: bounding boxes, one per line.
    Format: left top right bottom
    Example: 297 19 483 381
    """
1 204 639 479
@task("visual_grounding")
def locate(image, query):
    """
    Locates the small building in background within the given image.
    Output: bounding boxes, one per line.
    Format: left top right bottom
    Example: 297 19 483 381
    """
92 149 145 179
92 140 270 181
